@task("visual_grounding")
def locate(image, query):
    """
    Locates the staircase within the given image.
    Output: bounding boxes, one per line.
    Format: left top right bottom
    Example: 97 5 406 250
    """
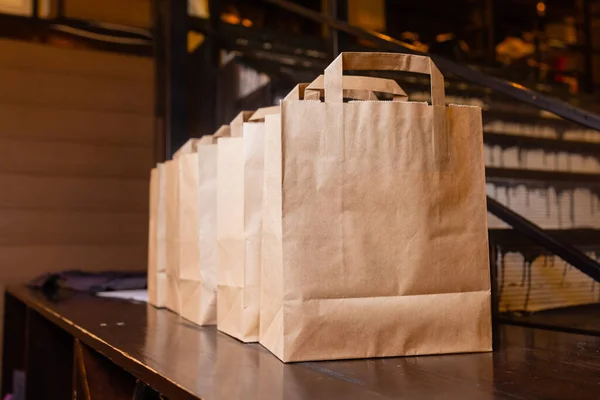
379 71 600 313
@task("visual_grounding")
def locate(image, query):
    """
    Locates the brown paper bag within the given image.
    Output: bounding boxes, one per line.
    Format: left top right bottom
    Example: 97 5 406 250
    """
179 126 231 326
167 136 222 315
148 165 167 307
177 151 201 320
148 166 159 306
164 159 181 313
260 52 492 362
217 108 279 342
156 163 167 293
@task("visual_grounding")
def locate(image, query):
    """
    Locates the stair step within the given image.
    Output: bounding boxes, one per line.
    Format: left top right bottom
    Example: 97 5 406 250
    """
489 228 600 251
494 250 599 313
500 304 600 336
484 132 600 154
483 109 572 128
486 167 600 184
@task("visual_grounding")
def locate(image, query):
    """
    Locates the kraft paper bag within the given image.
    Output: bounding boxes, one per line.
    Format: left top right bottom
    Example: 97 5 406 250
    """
148 165 167 307
178 151 202 321
260 52 492 362
156 164 167 298
164 159 181 313
165 139 203 315
179 126 231 326
217 108 279 342
147 167 159 306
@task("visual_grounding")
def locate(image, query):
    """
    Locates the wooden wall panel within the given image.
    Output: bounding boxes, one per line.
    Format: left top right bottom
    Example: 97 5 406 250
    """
0 40 153 376
0 68 153 114
63 0 151 29
0 39 153 80
0 210 147 246
0 138 153 179
0 39 153 287
0 104 153 147
0 245 147 281
0 174 148 213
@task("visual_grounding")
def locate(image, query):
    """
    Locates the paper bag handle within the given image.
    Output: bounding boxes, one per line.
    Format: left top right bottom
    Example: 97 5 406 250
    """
306 75 407 101
324 52 445 106
304 88 378 101
283 82 378 101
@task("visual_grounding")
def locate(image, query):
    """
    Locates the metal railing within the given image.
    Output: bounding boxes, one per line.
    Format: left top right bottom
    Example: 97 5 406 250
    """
263 0 600 282
265 0 600 131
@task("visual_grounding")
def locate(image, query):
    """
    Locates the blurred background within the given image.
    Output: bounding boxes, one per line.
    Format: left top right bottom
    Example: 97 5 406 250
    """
0 0 599 355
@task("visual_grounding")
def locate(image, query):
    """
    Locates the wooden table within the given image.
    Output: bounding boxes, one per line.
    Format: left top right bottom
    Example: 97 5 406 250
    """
3 285 600 399
501 303 600 337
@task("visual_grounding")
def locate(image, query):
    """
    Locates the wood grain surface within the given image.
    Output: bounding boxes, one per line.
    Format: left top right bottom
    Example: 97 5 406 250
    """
5 286 600 400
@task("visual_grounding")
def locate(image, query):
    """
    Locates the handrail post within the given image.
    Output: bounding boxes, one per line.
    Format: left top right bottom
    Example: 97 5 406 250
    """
484 0 495 63
152 0 166 163
325 0 347 58
32 0 39 19
164 0 188 159
56 0 65 19
582 0 594 93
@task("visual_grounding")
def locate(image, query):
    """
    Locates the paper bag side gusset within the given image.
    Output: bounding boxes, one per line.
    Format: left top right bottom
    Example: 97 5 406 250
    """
217 110 272 342
178 128 228 326
216 136 246 340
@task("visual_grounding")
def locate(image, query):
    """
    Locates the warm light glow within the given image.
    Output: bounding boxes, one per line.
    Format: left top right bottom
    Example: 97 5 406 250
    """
436 33 454 43
241 18 253 27
221 13 240 25
536 1 546 16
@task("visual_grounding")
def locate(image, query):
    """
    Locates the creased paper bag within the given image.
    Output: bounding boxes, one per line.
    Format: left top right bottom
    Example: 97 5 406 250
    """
217 108 278 342
179 127 231 326
148 164 167 307
260 52 492 362
164 159 181 313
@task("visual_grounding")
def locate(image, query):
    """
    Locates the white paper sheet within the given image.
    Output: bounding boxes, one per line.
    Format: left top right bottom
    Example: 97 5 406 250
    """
96 289 148 303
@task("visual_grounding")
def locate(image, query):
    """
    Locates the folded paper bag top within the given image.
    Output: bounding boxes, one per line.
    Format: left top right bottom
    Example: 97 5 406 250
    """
197 135 214 145
230 111 254 138
173 138 202 160
195 124 231 146
214 125 231 139
249 106 280 122
173 123 233 156
259 52 491 362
